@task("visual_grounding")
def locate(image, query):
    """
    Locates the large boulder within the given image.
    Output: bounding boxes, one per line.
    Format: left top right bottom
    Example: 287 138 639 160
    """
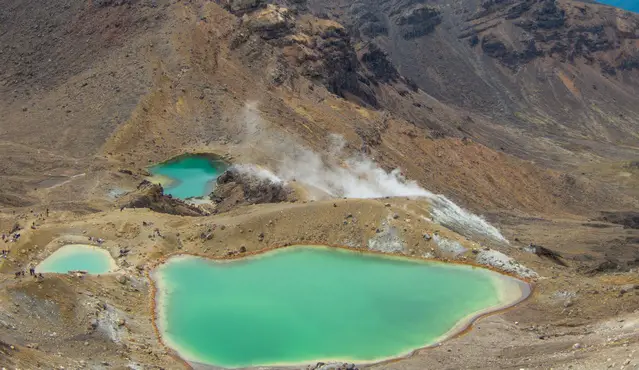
118 180 206 216
211 165 294 212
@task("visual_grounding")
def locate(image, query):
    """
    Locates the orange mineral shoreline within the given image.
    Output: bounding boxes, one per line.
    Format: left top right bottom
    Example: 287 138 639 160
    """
146 243 534 370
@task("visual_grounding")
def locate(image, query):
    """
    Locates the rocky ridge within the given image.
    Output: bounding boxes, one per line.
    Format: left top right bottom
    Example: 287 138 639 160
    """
307 0 639 165
117 180 207 217
466 0 639 73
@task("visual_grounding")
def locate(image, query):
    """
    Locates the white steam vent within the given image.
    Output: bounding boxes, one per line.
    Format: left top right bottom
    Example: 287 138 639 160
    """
234 102 508 243
278 151 506 243
231 164 283 183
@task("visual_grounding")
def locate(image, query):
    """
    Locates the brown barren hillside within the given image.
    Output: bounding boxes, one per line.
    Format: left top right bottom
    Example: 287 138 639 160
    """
309 0 639 166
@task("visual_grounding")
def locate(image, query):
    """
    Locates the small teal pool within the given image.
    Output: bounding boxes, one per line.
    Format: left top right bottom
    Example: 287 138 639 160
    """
148 155 228 199
597 0 639 12
36 244 117 274
154 246 528 368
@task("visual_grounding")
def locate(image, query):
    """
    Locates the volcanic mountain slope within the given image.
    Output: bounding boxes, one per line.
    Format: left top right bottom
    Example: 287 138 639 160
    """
306 0 639 167
0 0 637 268
0 0 636 216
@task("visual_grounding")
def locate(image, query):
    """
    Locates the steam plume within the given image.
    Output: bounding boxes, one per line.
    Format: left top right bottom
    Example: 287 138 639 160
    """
233 102 507 243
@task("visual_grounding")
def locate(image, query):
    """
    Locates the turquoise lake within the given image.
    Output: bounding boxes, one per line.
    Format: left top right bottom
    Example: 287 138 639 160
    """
149 155 227 199
36 244 117 274
597 0 639 12
154 246 526 368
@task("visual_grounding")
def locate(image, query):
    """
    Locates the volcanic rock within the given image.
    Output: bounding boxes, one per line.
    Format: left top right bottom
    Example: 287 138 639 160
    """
394 4 442 40
211 165 294 213
245 5 295 40
117 180 206 217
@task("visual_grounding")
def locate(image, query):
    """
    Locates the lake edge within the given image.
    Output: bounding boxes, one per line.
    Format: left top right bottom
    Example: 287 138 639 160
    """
150 245 532 369
36 244 119 274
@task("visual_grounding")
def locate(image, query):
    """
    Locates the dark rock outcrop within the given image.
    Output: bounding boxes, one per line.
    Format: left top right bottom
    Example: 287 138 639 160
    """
309 24 373 103
394 4 442 40
467 0 639 71
529 244 567 266
534 0 566 29
245 5 295 39
223 0 265 15
581 258 620 275
599 211 639 229
624 161 639 170
92 0 131 7
211 166 294 212
118 180 206 217
231 6 378 106
360 43 399 82
348 3 388 38
481 34 541 69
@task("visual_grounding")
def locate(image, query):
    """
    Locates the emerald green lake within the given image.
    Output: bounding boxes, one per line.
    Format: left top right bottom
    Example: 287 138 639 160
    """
36 244 117 274
149 155 227 199
154 246 527 368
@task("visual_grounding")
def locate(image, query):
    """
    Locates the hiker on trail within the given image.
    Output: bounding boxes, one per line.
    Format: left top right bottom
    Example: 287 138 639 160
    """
29 266 35 276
